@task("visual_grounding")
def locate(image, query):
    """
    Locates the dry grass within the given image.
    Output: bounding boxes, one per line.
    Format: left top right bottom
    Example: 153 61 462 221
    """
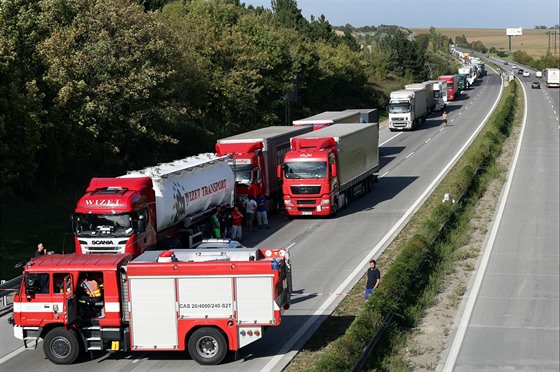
410 28 559 58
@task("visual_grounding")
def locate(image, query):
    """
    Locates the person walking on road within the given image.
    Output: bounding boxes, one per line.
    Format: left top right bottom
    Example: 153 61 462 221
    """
230 206 244 241
255 194 270 229
442 111 448 127
364 259 380 300
243 196 257 232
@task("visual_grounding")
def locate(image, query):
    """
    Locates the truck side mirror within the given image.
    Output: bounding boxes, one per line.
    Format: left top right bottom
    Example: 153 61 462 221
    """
331 164 337 178
138 219 146 233
277 164 282 179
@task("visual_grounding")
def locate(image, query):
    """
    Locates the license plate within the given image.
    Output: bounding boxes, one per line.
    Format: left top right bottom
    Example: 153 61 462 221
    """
301 211 312 216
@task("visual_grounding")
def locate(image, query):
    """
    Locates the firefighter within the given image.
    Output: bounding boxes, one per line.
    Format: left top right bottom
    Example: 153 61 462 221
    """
79 273 104 317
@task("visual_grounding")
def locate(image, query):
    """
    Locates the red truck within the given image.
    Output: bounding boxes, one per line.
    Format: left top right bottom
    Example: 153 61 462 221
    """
215 126 312 210
72 153 234 256
438 75 460 101
10 246 292 365
278 124 379 217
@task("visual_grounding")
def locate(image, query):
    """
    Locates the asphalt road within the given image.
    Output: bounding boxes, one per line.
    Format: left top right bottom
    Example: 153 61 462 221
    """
440 69 560 370
0 70 505 371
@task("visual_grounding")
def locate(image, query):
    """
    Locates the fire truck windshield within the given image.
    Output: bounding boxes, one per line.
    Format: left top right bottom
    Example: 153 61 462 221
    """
74 213 133 237
284 161 327 179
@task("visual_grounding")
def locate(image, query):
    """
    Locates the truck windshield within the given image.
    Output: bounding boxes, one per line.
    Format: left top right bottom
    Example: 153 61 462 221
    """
232 164 253 185
74 213 133 237
388 101 411 113
284 161 327 179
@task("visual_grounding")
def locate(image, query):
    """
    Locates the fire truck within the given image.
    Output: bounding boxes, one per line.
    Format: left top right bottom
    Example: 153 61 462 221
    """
10 245 292 365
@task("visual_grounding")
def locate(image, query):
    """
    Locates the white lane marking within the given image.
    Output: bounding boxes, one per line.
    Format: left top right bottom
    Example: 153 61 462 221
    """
425 138 432 144
380 171 389 179
263 70 504 372
405 152 414 159
0 346 28 365
380 132 402 146
442 71 529 372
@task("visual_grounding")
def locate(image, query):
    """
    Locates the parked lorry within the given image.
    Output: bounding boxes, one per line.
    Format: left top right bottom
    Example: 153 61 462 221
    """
388 88 428 130
216 126 313 209
405 82 435 114
72 154 234 256
438 75 460 101
458 66 476 86
278 124 379 216
292 109 378 130
10 246 292 365
545 68 560 88
423 80 447 111
455 74 469 90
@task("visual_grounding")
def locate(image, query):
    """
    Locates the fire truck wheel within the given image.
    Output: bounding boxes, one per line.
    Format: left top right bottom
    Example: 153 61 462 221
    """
43 327 81 365
188 328 227 365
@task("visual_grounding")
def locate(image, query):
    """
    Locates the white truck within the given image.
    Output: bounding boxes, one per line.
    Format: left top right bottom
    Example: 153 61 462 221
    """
292 109 378 130
406 82 435 114
459 66 476 85
423 80 447 111
545 68 560 88
387 89 428 131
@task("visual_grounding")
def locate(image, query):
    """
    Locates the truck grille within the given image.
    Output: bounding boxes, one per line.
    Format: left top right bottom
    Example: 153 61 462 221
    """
290 185 321 194
296 200 316 205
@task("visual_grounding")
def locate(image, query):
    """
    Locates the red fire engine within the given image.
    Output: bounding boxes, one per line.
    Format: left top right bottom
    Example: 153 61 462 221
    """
10 245 292 365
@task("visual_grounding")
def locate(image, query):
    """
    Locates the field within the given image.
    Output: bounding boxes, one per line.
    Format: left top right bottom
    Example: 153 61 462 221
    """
410 28 559 58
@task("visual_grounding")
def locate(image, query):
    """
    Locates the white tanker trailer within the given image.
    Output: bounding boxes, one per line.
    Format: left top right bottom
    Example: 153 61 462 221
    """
73 153 234 256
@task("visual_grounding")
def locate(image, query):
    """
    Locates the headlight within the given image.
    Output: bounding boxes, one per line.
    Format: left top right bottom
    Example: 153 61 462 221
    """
320 199 330 205
284 200 293 205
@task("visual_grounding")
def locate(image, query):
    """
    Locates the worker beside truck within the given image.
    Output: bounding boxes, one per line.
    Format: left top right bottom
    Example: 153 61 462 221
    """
10 246 292 366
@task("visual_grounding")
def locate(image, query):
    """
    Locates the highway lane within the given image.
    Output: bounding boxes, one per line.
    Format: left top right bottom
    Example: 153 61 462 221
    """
0 71 504 371
441 78 560 370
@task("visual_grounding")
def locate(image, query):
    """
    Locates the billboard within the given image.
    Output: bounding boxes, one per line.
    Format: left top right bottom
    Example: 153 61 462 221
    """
506 28 523 36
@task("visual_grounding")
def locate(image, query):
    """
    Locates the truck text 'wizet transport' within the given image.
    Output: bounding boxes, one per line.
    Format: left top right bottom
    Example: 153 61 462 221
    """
10 246 292 366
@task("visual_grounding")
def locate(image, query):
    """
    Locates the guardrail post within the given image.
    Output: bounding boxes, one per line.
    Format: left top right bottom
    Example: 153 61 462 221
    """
1 280 6 307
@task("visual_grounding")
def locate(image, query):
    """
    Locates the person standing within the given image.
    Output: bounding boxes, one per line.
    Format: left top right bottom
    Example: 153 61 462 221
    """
243 196 257 232
230 206 244 241
255 194 270 229
34 243 47 257
364 259 380 300
442 111 448 126
210 208 221 238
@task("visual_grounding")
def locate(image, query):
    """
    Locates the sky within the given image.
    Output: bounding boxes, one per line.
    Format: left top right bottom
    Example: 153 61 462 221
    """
242 0 560 29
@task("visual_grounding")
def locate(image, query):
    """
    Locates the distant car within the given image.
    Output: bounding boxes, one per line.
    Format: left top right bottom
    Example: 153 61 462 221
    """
517 69 524 75
504 61 509 65
523 71 530 77
531 81 540 89
511 64 516 69
196 238 245 249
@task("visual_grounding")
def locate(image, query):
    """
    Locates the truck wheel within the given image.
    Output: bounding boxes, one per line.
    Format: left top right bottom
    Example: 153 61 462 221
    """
43 327 82 365
188 328 227 365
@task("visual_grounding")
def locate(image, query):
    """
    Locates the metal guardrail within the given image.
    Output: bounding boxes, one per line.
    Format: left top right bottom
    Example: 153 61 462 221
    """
0 275 22 309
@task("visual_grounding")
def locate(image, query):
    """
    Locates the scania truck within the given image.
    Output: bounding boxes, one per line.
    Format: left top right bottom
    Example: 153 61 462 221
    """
72 154 234 256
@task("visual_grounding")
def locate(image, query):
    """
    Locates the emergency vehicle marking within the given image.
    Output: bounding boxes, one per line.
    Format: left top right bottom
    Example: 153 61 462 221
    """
14 302 63 312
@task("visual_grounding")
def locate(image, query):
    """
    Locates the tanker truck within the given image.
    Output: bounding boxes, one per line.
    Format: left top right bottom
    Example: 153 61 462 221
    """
278 124 379 217
387 88 428 131
72 153 234 256
216 126 313 211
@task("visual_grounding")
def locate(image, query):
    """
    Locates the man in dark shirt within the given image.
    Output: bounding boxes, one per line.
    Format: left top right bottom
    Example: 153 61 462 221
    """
364 259 380 300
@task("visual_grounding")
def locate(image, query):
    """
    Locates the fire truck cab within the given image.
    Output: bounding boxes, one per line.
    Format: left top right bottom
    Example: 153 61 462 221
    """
10 247 291 366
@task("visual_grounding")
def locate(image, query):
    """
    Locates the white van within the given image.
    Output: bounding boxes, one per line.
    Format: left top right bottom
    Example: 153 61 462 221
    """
536 71 543 78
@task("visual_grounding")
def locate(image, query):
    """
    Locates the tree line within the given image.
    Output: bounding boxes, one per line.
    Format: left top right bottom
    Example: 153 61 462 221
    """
1 0 456 197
